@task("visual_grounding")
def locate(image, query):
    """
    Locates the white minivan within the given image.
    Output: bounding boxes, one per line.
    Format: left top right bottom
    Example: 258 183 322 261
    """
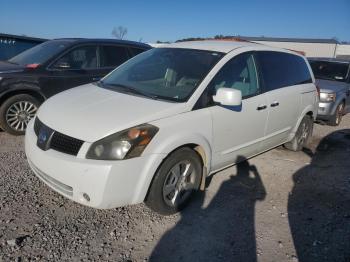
25 41 318 215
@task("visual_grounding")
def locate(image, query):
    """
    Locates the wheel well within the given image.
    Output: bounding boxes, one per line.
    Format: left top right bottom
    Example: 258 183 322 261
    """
306 111 313 118
0 90 45 107
172 143 206 167
144 143 208 201
155 143 207 171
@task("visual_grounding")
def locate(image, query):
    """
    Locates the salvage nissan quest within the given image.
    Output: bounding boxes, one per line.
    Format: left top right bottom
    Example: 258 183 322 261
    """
25 41 318 215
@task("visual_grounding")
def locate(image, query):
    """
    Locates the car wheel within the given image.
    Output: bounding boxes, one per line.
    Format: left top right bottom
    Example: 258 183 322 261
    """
145 147 202 215
329 102 345 126
284 115 313 152
0 94 39 135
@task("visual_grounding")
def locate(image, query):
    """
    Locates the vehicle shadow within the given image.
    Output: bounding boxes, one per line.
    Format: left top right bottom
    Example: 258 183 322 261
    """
150 156 266 262
288 129 350 262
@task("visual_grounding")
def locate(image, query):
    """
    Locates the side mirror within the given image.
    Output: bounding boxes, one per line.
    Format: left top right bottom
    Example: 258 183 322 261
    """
212 87 242 106
54 62 71 69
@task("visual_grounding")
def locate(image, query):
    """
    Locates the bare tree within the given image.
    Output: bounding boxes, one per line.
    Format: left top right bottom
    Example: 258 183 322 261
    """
112 26 128 40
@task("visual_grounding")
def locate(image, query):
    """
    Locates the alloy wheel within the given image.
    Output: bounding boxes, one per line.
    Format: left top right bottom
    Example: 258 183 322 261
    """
5 101 37 132
162 160 197 207
297 121 310 146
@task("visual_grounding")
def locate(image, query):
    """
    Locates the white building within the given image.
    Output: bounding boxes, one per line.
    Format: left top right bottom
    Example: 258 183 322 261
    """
150 37 350 59
239 36 349 59
336 44 350 59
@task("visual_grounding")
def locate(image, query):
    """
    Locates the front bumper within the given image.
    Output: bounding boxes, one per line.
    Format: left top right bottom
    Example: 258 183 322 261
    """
316 101 336 120
25 120 165 209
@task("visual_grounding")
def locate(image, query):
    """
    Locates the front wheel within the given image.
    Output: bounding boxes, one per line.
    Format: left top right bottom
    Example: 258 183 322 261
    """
329 102 345 126
0 94 39 135
145 148 202 215
284 115 313 152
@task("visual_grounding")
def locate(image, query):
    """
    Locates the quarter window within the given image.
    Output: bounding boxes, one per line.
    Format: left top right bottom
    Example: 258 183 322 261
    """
209 53 259 98
54 46 97 70
256 51 312 91
99 45 129 68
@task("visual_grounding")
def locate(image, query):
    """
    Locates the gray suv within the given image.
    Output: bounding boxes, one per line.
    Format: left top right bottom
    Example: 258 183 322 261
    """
308 58 350 125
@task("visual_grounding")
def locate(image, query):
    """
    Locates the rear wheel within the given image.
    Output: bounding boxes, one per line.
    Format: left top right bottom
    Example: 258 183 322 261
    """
284 115 313 151
0 94 39 135
145 147 202 215
329 102 345 126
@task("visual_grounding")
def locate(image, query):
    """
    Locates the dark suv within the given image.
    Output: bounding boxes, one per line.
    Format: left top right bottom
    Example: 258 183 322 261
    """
0 39 151 135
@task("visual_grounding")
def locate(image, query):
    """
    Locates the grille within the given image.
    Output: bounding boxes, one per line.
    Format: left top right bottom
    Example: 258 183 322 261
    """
50 132 84 156
34 118 84 156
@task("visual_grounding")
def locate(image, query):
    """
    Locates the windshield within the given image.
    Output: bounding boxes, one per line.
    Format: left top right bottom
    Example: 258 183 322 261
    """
309 60 349 82
8 40 72 66
100 48 224 102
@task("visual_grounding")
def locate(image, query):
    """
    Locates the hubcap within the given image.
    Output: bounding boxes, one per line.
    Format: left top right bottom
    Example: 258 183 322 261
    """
6 101 37 132
162 160 197 207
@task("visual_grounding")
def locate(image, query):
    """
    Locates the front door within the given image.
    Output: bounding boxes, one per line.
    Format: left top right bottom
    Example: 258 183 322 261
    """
209 52 269 171
43 45 102 98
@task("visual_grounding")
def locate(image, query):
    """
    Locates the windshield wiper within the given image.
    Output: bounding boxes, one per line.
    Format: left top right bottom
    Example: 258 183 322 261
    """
102 82 159 100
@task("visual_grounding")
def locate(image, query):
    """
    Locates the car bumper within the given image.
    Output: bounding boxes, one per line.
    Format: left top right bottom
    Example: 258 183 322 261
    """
316 102 335 120
25 120 165 209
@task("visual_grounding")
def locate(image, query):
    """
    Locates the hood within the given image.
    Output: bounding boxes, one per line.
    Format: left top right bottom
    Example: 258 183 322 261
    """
0 61 25 73
315 78 349 93
37 84 188 142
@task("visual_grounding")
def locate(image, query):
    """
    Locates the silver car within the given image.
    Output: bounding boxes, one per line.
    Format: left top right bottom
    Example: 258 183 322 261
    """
309 58 350 125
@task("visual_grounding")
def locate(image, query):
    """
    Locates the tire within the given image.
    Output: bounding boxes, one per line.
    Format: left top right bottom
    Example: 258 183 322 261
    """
0 94 40 135
329 102 345 126
145 147 203 215
284 115 313 152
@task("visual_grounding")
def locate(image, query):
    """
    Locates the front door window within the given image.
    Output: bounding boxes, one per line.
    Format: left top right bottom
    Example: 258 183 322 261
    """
54 46 97 70
209 53 259 99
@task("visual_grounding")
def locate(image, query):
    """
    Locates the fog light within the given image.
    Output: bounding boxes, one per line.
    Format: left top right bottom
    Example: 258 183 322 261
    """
82 193 90 202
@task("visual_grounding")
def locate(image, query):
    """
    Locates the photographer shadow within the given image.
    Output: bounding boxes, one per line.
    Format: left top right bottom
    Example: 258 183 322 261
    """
150 156 266 262
288 129 350 262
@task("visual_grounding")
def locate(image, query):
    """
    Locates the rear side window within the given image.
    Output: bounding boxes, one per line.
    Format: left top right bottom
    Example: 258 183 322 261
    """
99 45 129 68
256 51 312 91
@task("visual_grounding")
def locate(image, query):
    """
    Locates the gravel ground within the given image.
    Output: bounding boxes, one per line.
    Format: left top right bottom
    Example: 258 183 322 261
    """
0 116 350 262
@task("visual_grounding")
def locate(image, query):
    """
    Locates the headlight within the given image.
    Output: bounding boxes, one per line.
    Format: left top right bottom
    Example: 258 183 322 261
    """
319 92 336 102
86 124 159 160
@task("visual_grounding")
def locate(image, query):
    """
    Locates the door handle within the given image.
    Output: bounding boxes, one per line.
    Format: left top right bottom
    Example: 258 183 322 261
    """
92 77 101 81
270 101 280 107
257 105 267 111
